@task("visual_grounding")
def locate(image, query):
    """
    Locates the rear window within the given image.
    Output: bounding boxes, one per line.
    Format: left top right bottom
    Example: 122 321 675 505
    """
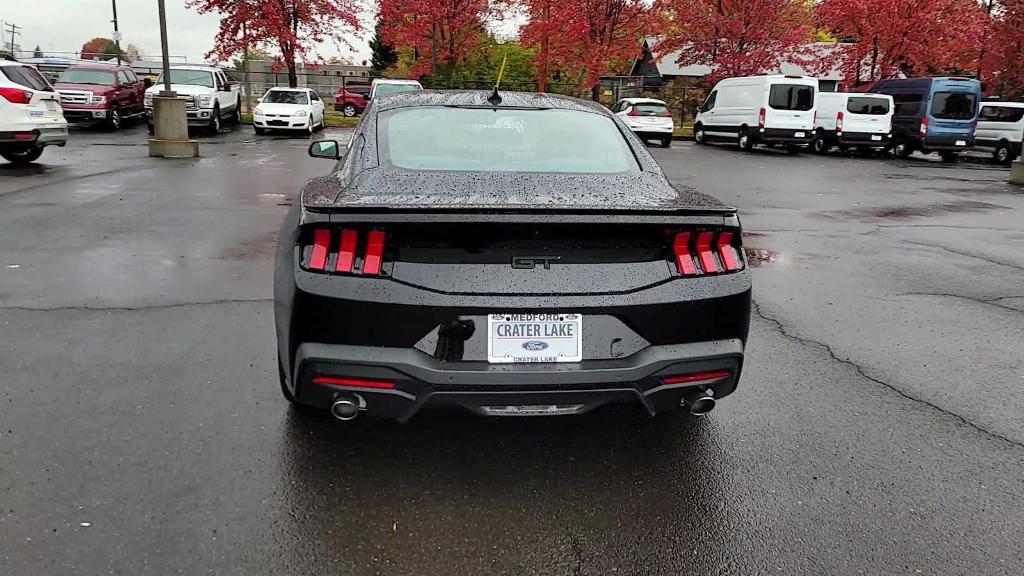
379 107 639 174
768 84 814 111
892 94 922 116
847 97 890 115
374 83 421 98
631 103 669 116
931 92 977 120
57 68 117 86
979 105 1024 123
1 65 51 91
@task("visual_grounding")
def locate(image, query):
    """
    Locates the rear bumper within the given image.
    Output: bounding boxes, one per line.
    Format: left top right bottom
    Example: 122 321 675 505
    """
921 136 974 151
0 126 69 146
759 128 813 144
838 131 891 146
292 339 743 421
628 125 674 135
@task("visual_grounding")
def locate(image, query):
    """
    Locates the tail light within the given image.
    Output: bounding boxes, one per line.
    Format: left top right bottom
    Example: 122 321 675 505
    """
0 87 32 104
836 111 844 134
758 107 766 129
661 111 673 118
302 227 389 276
628 109 642 116
671 230 743 276
919 116 928 137
313 376 396 389
661 371 732 385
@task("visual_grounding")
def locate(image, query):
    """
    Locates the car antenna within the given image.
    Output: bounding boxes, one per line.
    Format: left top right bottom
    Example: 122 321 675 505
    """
488 54 508 105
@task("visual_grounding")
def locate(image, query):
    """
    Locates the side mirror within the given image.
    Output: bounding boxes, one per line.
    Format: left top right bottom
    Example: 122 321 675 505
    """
309 140 341 160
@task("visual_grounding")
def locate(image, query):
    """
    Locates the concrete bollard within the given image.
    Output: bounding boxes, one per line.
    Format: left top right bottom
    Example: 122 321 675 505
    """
1011 158 1024 187
148 96 199 158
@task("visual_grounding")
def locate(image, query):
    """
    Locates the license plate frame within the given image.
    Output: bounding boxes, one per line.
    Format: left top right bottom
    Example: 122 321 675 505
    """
487 313 582 364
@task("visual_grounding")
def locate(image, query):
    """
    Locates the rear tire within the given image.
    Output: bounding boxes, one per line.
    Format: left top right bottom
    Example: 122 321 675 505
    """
940 151 960 163
994 142 1012 166
812 132 828 154
661 136 672 148
738 128 754 151
893 141 913 159
1 145 45 165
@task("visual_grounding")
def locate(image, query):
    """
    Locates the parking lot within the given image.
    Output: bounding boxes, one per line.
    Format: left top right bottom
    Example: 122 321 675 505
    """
2 124 1023 574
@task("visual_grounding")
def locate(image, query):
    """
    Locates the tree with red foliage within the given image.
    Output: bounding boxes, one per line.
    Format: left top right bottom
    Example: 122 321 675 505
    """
982 0 1024 95
518 0 650 100
189 0 362 87
650 0 815 85
377 0 492 84
80 38 115 61
816 0 987 87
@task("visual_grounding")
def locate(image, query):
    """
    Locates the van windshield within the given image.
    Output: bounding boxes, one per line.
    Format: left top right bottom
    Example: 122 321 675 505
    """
931 92 977 120
768 84 814 111
847 97 890 115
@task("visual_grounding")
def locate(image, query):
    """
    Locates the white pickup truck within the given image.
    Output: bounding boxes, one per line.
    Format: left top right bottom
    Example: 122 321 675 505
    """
144 65 241 134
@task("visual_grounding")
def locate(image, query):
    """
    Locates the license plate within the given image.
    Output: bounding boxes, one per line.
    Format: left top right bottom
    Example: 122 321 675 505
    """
45 100 58 112
956 140 967 146
487 313 582 363
795 131 805 138
871 135 882 141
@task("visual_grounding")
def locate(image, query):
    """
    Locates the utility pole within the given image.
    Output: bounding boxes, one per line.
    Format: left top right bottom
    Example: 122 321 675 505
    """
111 0 122 65
149 0 198 158
5 22 22 58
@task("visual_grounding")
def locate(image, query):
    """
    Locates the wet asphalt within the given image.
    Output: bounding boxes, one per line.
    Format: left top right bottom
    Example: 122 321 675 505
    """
1 124 1023 575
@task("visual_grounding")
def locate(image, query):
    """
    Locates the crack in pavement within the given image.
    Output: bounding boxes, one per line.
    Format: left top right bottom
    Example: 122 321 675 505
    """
751 299 1023 450
902 239 1024 271
894 292 1024 314
0 298 273 313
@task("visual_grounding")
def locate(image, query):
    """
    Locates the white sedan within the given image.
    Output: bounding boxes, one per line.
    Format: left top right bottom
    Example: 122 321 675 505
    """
611 97 675 148
253 88 325 135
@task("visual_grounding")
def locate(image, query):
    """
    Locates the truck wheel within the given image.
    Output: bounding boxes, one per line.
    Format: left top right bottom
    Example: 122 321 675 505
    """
208 106 221 135
940 151 960 163
737 128 754 151
812 132 828 154
892 141 912 159
993 142 1012 166
1 145 45 165
232 100 242 124
343 104 357 117
108 105 122 131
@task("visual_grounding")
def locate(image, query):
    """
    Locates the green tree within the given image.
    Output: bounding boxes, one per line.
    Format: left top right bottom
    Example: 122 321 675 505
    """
451 34 538 90
231 48 269 71
103 42 125 61
369 20 397 76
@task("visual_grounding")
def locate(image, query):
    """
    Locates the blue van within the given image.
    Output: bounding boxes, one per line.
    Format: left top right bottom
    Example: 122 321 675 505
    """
869 77 981 162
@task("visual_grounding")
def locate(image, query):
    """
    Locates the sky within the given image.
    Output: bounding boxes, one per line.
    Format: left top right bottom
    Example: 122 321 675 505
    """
0 1 373 64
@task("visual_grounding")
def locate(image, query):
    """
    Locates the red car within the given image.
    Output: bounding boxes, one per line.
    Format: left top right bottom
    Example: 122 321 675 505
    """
333 85 369 117
54 64 147 130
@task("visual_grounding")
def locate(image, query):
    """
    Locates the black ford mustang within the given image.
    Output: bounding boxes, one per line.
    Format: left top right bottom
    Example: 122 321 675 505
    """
274 90 751 422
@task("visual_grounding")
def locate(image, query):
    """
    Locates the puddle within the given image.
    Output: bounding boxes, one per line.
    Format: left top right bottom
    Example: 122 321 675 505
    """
821 200 1009 221
744 248 780 267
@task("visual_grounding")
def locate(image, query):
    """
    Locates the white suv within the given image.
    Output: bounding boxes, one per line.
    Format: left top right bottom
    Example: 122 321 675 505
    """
0 59 68 165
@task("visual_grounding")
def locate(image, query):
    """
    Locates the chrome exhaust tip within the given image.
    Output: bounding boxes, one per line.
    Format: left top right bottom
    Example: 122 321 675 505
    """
330 395 360 421
683 389 717 417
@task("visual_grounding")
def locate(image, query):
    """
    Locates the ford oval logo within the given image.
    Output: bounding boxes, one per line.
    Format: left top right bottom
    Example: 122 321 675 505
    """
522 341 549 351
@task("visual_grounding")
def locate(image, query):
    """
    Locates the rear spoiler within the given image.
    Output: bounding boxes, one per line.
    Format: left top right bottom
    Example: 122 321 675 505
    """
301 207 739 227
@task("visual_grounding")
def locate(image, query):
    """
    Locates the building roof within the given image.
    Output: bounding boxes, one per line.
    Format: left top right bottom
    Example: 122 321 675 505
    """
645 38 845 81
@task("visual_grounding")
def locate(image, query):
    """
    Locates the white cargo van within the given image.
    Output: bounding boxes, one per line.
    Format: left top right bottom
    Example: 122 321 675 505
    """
975 101 1023 165
812 92 893 156
694 75 817 153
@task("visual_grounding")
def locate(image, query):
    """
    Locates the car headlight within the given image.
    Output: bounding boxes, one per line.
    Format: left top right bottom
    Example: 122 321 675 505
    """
198 94 213 108
253 107 264 116
91 95 106 105
144 93 153 106
294 109 308 117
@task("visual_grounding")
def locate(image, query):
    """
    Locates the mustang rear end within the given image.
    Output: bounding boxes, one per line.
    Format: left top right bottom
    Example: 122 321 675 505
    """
274 91 751 422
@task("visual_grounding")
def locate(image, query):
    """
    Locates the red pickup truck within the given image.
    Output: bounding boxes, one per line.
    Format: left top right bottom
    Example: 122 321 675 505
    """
333 85 370 117
54 64 148 130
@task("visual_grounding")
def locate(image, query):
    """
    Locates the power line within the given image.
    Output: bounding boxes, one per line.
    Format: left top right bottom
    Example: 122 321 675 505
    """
4 22 22 55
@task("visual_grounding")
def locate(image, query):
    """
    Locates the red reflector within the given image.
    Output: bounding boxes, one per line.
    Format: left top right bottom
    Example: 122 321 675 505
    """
696 232 718 273
362 230 385 275
313 377 396 389
308 228 330 271
661 371 731 385
672 232 696 275
336 229 358 273
13 133 35 141
716 231 740 271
